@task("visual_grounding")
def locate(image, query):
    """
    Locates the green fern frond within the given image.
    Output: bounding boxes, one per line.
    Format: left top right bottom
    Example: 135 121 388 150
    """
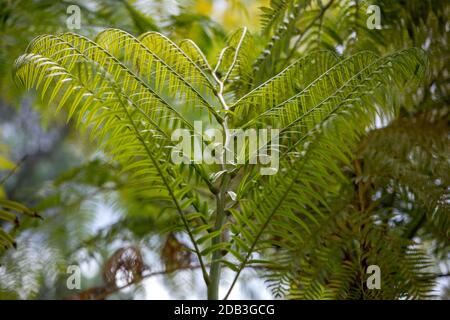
253 0 305 83
260 0 293 35
95 29 220 122
224 48 426 299
231 50 338 127
178 38 214 75
0 199 40 250
14 31 217 282
214 27 256 99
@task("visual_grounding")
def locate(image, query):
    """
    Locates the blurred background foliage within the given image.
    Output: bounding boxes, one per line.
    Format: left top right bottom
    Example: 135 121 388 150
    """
0 0 448 299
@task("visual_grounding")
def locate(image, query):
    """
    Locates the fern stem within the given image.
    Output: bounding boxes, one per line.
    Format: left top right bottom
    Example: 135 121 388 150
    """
209 79 230 298
208 173 230 299
208 49 238 297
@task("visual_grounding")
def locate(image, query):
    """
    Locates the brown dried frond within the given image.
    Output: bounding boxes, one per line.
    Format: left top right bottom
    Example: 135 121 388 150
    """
102 246 148 288
161 233 192 270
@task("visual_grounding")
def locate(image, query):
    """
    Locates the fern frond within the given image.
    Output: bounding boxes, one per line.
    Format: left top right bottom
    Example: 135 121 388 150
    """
259 0 293 35
0 199 40 250
95 29 221 123
214 27 256 99
231 50 338 127
254 1 305 83
178 39 214 74
14 31 216 282
224 48 426 298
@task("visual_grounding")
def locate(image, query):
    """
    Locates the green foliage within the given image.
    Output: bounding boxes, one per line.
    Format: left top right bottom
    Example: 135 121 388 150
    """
0 198 40 250
12 4 433 299
0 0 446 301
